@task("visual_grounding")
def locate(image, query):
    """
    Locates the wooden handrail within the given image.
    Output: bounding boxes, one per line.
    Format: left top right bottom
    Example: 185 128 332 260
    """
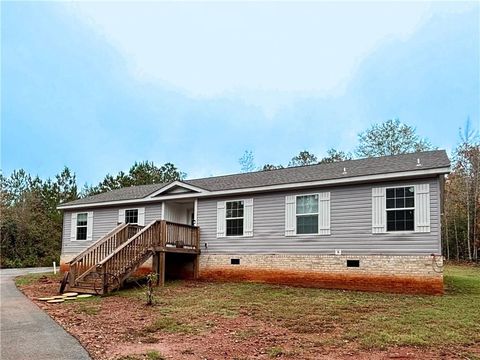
164 221 199 230
68 223 128 265
68 223 142 289
97 221 163 292
96 220 160 266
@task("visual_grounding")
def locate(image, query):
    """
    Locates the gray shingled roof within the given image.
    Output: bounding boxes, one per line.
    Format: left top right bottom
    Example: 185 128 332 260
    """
63 183 167 206
60 150 449 207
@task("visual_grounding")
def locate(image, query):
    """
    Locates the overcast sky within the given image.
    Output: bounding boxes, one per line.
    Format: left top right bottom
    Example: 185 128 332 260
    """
2 1 479 185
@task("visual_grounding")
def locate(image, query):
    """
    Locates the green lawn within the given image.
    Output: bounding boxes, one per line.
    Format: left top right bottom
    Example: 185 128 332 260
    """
14 272 58 286
16 265 480 357
119 265 480 350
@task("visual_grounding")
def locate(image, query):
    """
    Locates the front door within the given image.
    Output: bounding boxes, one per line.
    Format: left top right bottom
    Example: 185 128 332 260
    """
187 209 195 226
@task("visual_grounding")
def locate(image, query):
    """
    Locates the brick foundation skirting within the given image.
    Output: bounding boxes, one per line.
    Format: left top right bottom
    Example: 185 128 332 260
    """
60 253 444 294
198 254 444 295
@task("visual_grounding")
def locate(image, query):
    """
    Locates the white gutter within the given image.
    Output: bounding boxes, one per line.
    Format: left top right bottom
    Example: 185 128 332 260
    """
57 167 450 210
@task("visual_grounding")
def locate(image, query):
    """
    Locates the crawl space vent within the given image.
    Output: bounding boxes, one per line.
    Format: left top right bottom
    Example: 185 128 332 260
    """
346 259 360 268
231 258 240 265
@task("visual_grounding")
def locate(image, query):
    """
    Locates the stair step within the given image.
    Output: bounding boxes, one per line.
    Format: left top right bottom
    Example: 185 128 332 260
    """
76 278 96 284
81 274 100 281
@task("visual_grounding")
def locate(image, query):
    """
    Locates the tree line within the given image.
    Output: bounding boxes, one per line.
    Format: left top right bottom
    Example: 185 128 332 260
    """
0 163 184 267
239 119 433 170
442 122 479 261
1 119 478 267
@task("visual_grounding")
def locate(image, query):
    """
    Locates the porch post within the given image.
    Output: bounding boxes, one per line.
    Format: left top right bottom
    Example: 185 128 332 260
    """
152 252 159 281
159 252 165 287
194 198 198 225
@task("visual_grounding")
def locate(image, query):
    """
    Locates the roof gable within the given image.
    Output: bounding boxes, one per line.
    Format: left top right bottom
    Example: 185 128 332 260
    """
148 181 209 198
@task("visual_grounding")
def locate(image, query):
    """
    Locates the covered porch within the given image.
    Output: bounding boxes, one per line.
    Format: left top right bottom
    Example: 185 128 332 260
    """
162 198 197 227
156 198 199 285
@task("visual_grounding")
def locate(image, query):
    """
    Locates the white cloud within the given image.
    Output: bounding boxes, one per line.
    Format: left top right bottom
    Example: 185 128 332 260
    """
65 1 434 100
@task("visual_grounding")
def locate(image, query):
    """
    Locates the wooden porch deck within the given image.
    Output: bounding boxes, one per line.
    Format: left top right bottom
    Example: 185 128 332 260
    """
66 220 200 294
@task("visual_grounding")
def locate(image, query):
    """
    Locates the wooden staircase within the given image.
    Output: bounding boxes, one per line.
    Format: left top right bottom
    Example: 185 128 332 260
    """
66 220 200 295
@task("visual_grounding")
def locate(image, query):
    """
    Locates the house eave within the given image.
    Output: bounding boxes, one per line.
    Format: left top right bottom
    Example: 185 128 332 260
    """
57 166 450 210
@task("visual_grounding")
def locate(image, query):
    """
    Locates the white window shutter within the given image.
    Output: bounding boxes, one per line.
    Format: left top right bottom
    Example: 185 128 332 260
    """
70 213 77 240
216 201 226 238
86 212 94 241
118 209 125 224
138 207 146 226
415 184 430 232
244 198 254 237
285 195 296 236
372 187 386 233
318 192 331 235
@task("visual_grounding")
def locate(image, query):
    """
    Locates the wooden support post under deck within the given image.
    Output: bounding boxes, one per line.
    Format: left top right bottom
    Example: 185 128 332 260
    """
193 255 200 279
158 252 165 286
152 252 159 279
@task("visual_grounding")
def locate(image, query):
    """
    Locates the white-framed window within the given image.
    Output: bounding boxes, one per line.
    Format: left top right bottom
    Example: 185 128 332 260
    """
296 194 319 234
285 193 330 236
217 199 253 238
71 211 93 241
386 186 415 232
225 200 244 236
125 209 139 224
118 207 145 226
372 184 430 234
76 213 88 240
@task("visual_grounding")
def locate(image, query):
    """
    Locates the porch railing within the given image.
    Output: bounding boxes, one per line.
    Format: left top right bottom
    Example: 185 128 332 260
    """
95 220 200 292
68 223 142 286
165 221 200 248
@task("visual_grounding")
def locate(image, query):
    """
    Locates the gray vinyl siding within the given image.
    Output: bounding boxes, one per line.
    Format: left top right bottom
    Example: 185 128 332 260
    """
197 177 441 255
61 177 442 257
62 204 162 256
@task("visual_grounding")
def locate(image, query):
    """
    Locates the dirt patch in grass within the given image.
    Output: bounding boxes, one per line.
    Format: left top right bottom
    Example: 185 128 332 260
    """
200 267 444 295
17 265 480 359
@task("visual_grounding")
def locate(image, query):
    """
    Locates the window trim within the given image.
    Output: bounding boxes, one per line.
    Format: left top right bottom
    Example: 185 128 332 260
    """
385 185 415 233
295 193 320 235
74 212 88 241
124 208 140 225
225 200 245 237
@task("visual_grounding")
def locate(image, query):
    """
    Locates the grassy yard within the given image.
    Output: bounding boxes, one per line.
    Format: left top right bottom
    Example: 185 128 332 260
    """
14 272 54 286
120 265 480 349
17 265 480 359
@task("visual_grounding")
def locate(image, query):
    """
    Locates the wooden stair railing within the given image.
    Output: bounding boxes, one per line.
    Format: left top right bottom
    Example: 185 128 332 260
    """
68 223 142 288
95 220 200 293
96 220 162 293
66 220 200 294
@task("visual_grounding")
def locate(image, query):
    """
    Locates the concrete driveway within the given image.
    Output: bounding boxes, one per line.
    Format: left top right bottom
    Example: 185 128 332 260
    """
0 267 91 360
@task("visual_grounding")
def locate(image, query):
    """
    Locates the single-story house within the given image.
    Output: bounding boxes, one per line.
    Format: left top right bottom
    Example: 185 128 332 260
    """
58 150 450 295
